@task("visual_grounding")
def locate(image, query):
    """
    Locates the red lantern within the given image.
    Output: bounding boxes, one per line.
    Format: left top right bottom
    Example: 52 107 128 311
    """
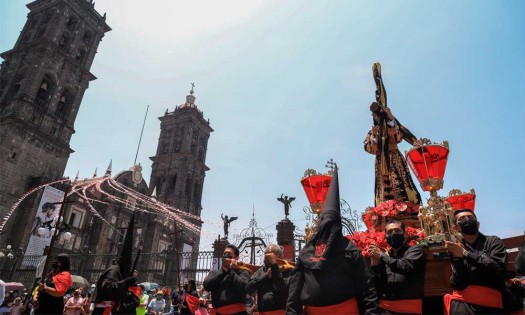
446 190 476 212
406 140 449 192
300 171 332 214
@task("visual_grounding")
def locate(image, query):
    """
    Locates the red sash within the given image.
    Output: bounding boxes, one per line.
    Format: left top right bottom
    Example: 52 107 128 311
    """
379 298 422 314
444 285 503 315
128 286 141 299
304 297 359 315
258 310 285 315
186 294 200 314
209 303 246 315
95 301 116 315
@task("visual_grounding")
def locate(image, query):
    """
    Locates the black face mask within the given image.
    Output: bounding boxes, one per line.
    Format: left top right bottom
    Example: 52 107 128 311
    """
458 218 478 235
51 261 59 269
386 233 405 248
223 252 233 260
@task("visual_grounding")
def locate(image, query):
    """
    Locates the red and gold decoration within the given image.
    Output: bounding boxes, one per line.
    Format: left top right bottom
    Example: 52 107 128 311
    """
406 138 449 192
300 165 334 242
404 138 463 244
446 188 476 211
300 169 332 215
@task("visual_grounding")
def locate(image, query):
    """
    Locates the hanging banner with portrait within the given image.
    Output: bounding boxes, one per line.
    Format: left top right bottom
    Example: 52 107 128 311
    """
24 186 65 256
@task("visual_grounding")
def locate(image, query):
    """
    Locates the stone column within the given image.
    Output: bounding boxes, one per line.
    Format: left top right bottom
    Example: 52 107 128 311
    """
276 219 296 262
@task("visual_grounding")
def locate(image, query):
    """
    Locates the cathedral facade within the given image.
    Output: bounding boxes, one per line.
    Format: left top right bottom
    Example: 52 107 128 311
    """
0 1 213 279
0 0 110 244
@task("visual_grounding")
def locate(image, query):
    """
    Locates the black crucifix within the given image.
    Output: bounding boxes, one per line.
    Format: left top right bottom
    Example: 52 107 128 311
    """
325 158 336 171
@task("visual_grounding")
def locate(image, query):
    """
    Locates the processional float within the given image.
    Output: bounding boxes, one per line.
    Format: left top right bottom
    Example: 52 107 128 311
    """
297 63 477 299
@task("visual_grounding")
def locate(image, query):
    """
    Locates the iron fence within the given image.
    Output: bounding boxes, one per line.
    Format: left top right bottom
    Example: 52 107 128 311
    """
0 251 216 290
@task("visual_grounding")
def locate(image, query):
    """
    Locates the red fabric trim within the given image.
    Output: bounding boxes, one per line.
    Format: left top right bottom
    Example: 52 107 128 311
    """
209 303 246 315
379 298 422 314
258 310 285 315
444 285 503 315
128 286 141 298
95 301 116 315
52 271 72 295
304 297 359 315
186 294 200 314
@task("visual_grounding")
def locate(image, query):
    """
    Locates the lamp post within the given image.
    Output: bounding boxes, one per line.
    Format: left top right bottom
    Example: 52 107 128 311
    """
37 220 73 243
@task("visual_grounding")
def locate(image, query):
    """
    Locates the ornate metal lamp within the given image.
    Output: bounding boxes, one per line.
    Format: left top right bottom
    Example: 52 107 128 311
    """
406 138 450 193
446 189 476 211
300 169 332 215
406 138 460 244
300 161 335 241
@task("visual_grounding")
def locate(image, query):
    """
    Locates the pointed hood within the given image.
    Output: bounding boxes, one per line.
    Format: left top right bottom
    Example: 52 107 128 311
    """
299 166 349 269
117 211 135 277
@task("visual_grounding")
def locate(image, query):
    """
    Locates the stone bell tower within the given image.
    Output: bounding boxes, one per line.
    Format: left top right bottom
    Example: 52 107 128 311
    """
149 86 213 251
0 0 110 235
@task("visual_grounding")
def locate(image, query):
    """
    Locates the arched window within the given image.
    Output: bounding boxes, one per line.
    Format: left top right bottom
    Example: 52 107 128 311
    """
66 16 77 29
168 174 177 191
42 12 52 24
75 48 86 63
35 80 49 107
82 31 92 45
59 33 69 48
56 94 68 120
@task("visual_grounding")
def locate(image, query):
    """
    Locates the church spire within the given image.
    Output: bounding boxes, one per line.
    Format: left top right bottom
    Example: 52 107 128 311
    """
186 82 196 105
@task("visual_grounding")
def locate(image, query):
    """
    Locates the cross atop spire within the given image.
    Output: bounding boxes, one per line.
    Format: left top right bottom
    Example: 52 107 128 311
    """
186 82 196 105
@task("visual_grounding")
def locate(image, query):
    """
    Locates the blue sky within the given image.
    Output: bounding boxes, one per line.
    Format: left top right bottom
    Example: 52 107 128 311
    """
1 1 523 250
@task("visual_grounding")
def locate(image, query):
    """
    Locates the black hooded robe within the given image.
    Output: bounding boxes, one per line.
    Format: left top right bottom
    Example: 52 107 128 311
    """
286 167 380 315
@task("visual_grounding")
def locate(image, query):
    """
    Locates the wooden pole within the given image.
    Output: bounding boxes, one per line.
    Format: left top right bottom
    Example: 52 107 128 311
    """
41 181 71 281
173 220 182 292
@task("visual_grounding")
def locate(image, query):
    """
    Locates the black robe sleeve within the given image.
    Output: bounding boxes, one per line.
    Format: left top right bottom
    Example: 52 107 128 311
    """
286 259 304 315
346 249 381 315
245 267 266 295
203 270 225 292
464 236 507 277
270 264 287 293
381 245 425 274
229 269 250 293
371 262 387 298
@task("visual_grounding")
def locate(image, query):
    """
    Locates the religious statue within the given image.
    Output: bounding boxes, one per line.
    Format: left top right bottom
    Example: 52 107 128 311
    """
221 213 238 239
363 63 422 206
277 194 296 219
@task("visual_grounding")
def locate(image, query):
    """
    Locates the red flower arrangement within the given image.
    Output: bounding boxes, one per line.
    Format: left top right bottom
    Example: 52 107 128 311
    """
347 226 425 257
347 228 387 257
362 200 420 229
